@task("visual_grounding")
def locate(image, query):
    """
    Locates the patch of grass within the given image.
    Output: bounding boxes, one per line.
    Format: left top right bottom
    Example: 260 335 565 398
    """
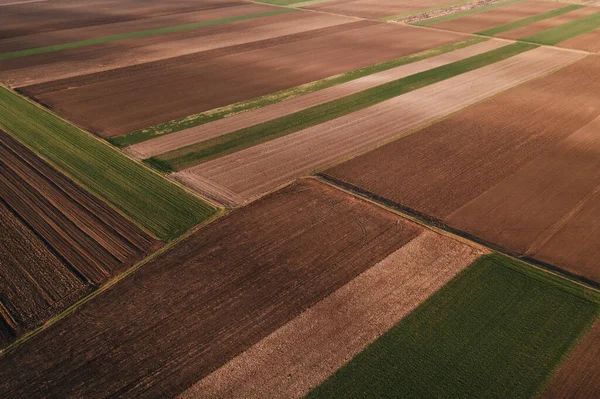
478 4 585 36
521 11 600 45
0 9 296 60
0 86 216 241
110 37 488 148
413 0 525 27
307 254 600 399
153 42 536 171
381 0 474 22
251 0 304 5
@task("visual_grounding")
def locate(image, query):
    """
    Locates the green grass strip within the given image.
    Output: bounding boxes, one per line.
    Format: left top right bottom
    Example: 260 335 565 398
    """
0 9 296 60
413 0 525 27
478 4 585 36
521 10 600 45
0 86 216 241
307 253 600 399
150 42 536 171
110 37 487 148
381 0 474 22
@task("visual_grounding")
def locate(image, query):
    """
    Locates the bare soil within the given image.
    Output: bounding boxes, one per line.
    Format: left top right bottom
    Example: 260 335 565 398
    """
182 231 483 399
305 0 452 19
176 47 581 207
559 27 600 52
17 22 466 137
0 179 419 398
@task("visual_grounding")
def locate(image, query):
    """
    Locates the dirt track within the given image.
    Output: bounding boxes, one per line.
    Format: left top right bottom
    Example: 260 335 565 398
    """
0 179 419 398
182 231 483 399
175 46 582 207
305 0 451 19
128 39 505 158
434 0 564 33
17 22 466 137
542 320 600 398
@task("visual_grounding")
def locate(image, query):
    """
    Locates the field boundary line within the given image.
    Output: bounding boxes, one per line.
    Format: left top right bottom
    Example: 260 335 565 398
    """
0 207 227 358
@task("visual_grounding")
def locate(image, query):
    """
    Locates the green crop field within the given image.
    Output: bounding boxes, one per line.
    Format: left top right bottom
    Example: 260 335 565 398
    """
413 0 525 27
0 9 296 60
111 37 487 148
521 11 600 45
0 86 216 241
147 42 536 172
307 254 600 399
477 4 584 36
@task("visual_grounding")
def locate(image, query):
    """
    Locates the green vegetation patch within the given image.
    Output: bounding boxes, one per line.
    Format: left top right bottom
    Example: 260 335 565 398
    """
521 11 600 45
381 0 475 22
111 37 487 148
478 4 585 36
0 9 296 60
413 0 526 27
0 86 215 241
150 42 536 171
307 254 600 399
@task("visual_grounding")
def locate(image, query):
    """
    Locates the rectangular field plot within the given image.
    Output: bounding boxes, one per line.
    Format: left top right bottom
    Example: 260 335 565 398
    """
303 0 453 19
0 179 421 397
0 129 159 347
15 21 468 137
307 254 600 399
324 55 600 284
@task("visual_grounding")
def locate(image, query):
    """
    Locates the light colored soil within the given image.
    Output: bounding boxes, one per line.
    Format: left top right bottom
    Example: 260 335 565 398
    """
498 6 599 40
434 0 565 33
542 320 600 399
175 47 582 207
398 0 503 23
559 26 600 52
305 0 452 19
180 230 483 399
128 39 507 159
0 11 354 87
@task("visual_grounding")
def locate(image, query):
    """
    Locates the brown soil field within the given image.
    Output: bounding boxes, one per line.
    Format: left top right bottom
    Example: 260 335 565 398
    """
434 0 564 33
325 56 600 283
542 319 600 398
0 3 274 53
497 6 599 39
305 0 451 19
0 179 420 398
181 231 483 399
174 46 581 207
0 11 355 87
17 22 468 138
128 39 506 159
559 27 600 52
0 0 244 39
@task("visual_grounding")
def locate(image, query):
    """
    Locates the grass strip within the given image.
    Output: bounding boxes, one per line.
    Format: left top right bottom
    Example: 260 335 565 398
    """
381 0 474 22
0 9 296 60
413 0 525 26
0 86 216 241
111 37 487 148
307 253 600 399
521 10 600 45
478 4 585 36
149 42 536 172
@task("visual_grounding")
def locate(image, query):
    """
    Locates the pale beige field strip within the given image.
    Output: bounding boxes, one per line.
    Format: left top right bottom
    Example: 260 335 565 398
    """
175 47 585 206
179 231 484 399
127 40 508 158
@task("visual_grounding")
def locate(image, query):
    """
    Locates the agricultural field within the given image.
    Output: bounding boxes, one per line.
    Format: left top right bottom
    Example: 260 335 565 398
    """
3 0 600 397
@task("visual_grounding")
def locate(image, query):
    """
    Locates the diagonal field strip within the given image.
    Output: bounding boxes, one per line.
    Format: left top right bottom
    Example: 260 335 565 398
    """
126 39 504 159
413 0 525 26
521 11 600 45
381 0 475 22
477 4 585 36
181 231 483 399
112 36 488 148
0 9 296 60
173 46 583 207
148 42 535 172
0 86 215 241
307 254 600 398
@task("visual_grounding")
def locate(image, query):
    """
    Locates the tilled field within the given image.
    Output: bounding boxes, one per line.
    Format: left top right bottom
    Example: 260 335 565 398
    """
15 22 467 137
325 55 600 284
174 46 581 206
0 179 420 398
432 0 564 33
0 130 159 345
305 0 452 19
